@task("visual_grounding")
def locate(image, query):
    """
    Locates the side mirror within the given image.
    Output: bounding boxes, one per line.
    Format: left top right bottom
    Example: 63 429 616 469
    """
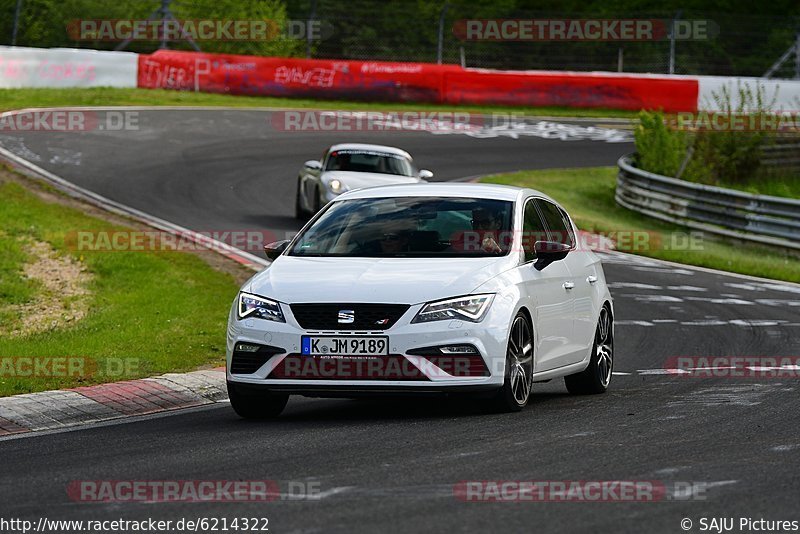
304 160 322 171
419 169 433 180
264 240 290 261
533 241 571 271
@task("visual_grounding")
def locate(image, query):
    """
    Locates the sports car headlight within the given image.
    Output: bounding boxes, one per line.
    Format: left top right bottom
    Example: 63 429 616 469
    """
412 294 494 324
237 292 285 322
328 179 345 193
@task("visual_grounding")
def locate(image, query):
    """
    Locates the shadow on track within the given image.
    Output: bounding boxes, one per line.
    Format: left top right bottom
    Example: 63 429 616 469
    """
218 392 575 426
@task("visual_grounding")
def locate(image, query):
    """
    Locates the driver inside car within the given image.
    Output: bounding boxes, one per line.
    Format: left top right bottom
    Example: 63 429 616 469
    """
450 207 505 254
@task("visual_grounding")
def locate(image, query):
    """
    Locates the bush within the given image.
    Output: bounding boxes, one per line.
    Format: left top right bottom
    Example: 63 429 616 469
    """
633 110 686 177
684 81 773 185
635 81 777 187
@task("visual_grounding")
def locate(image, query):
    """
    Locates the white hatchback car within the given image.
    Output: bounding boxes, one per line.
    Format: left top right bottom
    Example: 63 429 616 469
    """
227 183 613 417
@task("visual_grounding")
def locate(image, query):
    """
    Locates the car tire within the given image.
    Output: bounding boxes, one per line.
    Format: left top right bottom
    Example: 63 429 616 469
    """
564 306 613 395
491 312 534 412
227 382 289 419
312 185 323 213
295 179 307 220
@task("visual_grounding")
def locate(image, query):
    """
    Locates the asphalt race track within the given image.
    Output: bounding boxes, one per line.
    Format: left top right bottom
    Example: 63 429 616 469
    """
0 110 632 238
2 110 799 533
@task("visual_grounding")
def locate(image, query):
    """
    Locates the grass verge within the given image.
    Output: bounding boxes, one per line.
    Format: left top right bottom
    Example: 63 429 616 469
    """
0 87 637 119
482 167 799 283
0 172 247 397
715 171 800 199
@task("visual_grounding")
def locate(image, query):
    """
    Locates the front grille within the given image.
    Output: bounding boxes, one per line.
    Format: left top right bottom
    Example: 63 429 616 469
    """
230 345 285 374
290 303 411 331
268 355 429 380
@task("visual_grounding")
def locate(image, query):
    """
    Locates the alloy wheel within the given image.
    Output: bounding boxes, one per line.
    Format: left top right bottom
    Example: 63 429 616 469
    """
595 307 613 388
508 315 534 406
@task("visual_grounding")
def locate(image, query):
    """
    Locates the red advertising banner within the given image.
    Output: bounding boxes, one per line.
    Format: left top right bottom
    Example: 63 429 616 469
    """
137 50 699 112
137 50 459 102
443 70 699 112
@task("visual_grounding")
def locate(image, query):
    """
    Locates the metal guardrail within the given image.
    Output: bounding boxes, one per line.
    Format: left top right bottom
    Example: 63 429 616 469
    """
616 154 800 251
762 137 800 169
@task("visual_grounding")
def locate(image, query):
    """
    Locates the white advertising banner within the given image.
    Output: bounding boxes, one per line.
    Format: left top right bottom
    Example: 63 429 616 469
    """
0 46 138 88
697 76 800 112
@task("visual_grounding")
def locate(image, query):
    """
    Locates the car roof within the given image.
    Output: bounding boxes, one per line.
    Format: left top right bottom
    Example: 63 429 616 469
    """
335 182 559 204
328 143 412 159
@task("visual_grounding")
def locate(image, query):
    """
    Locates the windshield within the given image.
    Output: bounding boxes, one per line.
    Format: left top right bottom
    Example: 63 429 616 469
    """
289 197 514 258
324 149 415 177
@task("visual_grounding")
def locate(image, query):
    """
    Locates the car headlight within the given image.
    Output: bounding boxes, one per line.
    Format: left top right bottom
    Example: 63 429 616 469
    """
412 294 494 324
328 179 345 193
237 292 285 322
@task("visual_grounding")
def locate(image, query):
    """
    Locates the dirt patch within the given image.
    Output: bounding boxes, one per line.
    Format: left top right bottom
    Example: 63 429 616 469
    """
5 239 92 337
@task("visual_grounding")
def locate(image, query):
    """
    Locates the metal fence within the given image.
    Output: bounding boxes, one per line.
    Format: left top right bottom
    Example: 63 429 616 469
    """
286 1 800 77
616 154 800 251
2 0 799 77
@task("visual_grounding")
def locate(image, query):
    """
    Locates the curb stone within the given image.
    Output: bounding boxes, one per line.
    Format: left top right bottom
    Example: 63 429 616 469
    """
0 367 227 437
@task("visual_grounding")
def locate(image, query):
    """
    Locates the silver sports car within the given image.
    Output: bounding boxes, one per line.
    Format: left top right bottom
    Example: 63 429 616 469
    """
295 143 433 218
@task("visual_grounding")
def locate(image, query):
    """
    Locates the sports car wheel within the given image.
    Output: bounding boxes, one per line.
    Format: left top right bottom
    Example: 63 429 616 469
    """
492 312 534 412
313 186 323 213
565 306 613 395
295 179 308 219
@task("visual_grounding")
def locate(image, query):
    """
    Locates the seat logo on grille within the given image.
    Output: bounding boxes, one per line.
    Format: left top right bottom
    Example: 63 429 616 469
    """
338 310 355 324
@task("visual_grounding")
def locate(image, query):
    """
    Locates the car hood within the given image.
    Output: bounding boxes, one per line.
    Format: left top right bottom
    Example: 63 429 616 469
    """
246 256 512 304
322 171 422 190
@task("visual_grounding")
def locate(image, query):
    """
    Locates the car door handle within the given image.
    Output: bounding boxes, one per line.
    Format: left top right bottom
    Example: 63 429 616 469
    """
563 281 575 290
587 275 598 284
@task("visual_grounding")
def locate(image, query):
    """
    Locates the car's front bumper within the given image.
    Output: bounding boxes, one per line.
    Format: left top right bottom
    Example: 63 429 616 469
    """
225 299 511 394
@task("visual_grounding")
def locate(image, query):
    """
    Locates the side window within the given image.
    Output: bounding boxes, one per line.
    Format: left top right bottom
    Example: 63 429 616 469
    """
559 206 577 248
522 199 548 261
535 199 574 247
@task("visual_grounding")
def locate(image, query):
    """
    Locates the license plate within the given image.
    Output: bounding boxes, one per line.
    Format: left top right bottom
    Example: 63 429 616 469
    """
301 336 388 356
